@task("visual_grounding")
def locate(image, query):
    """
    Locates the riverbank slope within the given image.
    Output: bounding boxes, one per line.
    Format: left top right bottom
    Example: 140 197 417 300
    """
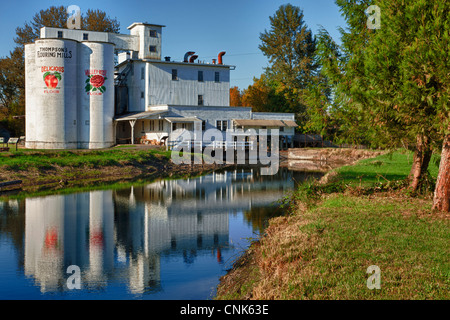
215 150 449 299
0 146 221 195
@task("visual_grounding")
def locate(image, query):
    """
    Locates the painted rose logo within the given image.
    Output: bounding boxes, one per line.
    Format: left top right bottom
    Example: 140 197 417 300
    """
85 74 107 94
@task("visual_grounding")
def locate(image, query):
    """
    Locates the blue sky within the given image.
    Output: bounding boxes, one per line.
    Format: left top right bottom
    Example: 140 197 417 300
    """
0 0 347 89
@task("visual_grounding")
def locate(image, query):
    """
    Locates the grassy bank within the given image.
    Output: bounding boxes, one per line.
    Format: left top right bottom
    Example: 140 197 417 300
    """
215 150 449 300
0 146 218 195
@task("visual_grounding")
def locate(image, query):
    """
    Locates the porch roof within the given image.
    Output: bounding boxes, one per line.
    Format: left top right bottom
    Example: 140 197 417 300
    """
165 117 202 123
114 110 167 121
233 119 297 127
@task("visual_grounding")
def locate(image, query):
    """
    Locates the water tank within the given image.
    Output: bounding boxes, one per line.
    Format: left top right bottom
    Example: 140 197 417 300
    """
25 39 78 149
79 41 115 149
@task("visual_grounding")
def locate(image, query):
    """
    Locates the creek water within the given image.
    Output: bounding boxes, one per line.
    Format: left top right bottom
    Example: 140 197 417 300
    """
0 166 321 299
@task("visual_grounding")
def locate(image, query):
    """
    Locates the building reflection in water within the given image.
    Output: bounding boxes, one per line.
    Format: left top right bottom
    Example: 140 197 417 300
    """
12 168 321 295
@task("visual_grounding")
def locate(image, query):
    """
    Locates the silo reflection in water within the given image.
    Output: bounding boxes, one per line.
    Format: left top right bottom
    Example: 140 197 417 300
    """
5 167 322 298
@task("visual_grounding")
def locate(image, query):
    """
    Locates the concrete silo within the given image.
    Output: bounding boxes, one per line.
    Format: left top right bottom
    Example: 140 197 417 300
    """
25 39 78 149
79 41 115 149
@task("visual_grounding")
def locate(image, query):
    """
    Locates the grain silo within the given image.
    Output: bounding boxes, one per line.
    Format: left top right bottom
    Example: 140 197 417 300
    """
25 38 78 149
79 41 115 149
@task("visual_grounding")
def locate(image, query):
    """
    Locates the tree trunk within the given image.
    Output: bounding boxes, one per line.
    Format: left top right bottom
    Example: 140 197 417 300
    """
432 133 450 212
408 134 432 192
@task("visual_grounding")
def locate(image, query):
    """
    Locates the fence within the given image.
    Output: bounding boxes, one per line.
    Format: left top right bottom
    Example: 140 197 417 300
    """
167 140 255 151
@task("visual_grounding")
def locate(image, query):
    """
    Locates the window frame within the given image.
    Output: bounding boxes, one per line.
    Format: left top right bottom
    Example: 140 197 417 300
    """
198 94 204 106
216 120 227 131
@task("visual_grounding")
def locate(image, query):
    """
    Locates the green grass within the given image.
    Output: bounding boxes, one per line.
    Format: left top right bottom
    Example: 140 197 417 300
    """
335 150 440 186
216 149 449 300
301 194 449 299
0 147 172 171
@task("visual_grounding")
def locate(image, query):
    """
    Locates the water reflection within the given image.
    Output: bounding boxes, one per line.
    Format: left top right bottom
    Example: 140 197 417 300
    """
0 168 321 298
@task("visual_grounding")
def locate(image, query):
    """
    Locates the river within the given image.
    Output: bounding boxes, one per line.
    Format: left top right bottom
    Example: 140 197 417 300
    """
0 166 322 299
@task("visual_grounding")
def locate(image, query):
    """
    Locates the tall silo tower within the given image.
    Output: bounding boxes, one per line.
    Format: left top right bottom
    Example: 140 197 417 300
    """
79 41 115 149
128 23 165 60
25 39 78 149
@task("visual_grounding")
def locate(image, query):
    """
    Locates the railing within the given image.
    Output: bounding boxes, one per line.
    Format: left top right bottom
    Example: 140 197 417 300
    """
167 140 255 151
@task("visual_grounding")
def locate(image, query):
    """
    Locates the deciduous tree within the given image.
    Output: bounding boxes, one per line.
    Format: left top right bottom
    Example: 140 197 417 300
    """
229 86 243 107
259 4 318 120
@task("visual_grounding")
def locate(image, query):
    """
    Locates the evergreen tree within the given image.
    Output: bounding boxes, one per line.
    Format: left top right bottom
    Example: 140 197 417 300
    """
317 0 449 194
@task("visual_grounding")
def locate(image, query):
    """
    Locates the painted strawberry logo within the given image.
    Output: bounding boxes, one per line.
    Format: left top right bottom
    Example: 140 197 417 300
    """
43 71 61 88
85 74 107 93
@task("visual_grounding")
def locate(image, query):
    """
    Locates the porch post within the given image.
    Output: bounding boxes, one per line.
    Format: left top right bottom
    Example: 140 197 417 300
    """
129 120 136 145
114 121 118 145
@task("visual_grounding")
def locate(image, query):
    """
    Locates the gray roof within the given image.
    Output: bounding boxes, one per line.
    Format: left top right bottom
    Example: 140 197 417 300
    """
114 110 167 121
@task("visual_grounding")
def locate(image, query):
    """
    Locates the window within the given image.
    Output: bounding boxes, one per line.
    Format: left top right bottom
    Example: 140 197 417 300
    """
141 67 145 80
222 120 228 131
216 120 227 131
83 33 89 40
172 123 177 131
149 121 155 131
141 91 144 99
172 69 178 80
198 95 204 106
198 71 203 82
159 120 164 131
142 121 145 131
215 72 220 82
149 30 157 38
57 31 63 38
149 45 157 53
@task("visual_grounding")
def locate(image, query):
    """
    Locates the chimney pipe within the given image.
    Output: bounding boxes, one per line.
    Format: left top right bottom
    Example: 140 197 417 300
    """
189 55 198 63
218 51 226 64
184 51 195 62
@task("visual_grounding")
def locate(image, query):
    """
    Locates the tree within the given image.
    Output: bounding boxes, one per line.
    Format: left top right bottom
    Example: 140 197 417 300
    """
0 6 120 136
229 86 243 107
82 9 120 33
241 75 288 113
259 4 318 119
317 0 448 194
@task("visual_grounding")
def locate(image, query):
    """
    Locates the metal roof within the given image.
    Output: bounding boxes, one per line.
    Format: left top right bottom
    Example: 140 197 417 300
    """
114 111 166 121
165 117 201 123
233 119 296 127
280 120 298 127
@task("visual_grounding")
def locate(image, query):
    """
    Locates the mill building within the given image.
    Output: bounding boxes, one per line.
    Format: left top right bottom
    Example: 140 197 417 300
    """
24 22 296 150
